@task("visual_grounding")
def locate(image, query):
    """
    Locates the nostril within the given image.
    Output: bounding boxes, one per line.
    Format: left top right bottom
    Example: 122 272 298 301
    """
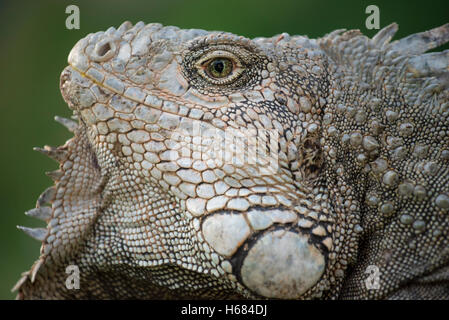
90 37 116 62
97 42 111 57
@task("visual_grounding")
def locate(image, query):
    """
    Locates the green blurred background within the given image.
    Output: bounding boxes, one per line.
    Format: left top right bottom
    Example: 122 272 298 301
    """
0 0 447 299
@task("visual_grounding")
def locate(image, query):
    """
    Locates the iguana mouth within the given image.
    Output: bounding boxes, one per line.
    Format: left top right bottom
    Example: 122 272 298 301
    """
61 65 231 133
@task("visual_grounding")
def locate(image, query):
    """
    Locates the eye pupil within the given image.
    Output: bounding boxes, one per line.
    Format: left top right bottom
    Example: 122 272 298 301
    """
206 58 232 78
213 60 224 73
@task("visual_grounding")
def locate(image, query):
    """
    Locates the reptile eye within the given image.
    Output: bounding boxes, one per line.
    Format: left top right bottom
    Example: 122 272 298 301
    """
206 58 233 78
195 50 244 84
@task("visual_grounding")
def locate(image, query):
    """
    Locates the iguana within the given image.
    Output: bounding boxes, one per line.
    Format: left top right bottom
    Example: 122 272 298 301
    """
13 21 449 299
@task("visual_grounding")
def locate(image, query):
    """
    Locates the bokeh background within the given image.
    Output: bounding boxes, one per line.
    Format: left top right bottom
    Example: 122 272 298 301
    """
0 0 447 299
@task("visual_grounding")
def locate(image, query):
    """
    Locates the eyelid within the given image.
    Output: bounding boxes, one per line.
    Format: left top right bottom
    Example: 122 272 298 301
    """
195 50 242 68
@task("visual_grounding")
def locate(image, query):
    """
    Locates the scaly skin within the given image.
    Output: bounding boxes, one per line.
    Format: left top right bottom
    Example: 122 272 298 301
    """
14 21 449 299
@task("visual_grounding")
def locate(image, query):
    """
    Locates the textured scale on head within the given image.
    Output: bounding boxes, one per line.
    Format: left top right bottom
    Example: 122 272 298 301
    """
14 21 449 299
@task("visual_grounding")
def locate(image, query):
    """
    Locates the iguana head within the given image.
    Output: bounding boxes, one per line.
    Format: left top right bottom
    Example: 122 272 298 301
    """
15 21 449 299
59 21 334 299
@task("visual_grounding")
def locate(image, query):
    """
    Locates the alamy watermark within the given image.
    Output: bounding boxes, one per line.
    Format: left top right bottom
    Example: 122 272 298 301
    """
65 5 80 30
167 120 280 175
65 265 80 290
365 5 380 30
364 265 380 290
65 4 380 31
